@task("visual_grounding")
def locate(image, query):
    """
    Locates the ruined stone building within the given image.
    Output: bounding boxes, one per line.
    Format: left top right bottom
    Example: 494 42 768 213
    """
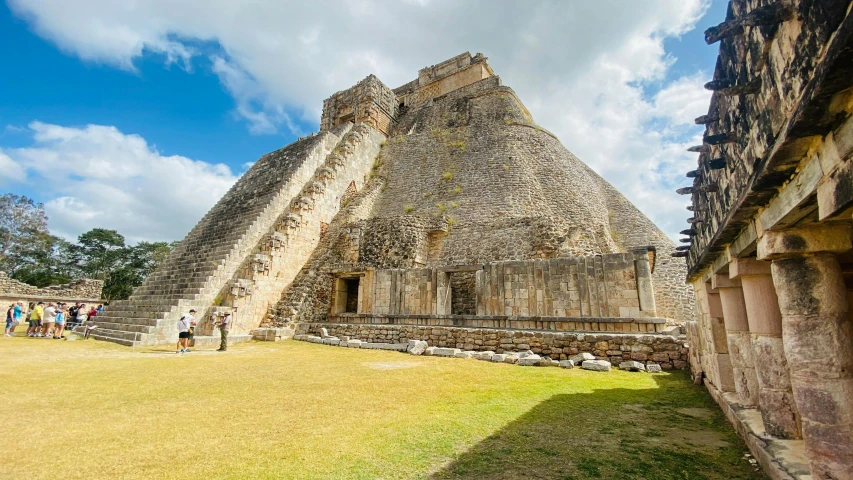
86 52 693 356
680 1 853 479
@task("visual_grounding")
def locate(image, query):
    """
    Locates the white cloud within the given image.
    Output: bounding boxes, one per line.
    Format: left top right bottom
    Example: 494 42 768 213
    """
4 122 237 243
7 0 716 241
0 151 27 182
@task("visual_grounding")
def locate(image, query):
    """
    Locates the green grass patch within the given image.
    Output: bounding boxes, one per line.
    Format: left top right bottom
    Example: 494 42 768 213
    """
1 336 762 480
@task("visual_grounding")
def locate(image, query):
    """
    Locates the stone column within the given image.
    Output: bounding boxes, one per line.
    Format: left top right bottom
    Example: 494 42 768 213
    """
633 249 657 316
713 275 759 407
758 225 853 480
729 258 800 438
697 282 735 392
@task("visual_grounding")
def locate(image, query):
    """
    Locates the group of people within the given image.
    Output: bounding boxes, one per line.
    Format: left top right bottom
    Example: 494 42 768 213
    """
4 301 102 339
175 309 231 354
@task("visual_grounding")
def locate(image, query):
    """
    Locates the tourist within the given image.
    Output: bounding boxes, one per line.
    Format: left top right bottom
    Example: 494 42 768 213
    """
68 303 79 327
97 304 103 314
41 303 57 338
176 309 196 354
87 306 97 321
75 303 87 328
27 302 43 337
214 313 231 352
54 303 66 339
4 302 21 337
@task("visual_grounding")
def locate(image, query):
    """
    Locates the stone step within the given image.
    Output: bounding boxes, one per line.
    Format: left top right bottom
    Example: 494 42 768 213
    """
88 321 155 334
93 316 160 327
98 310 167 320
190 335 253 348
71 327 145 347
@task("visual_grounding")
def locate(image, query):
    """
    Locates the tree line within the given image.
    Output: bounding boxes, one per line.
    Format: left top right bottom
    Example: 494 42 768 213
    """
0 194 175 301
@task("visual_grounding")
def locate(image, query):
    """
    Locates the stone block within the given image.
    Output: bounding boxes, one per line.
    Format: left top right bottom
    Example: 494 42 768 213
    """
503 354 519 364
518 354 542 366
424 346 437 356
570 352 595 363
619 360 646 372
518 350 536 358
581 360 612 372
454 351 474 359
407 340 429 355
647 364 662 373
539 358 560 367
346 339 363 348
320 328 330 338
559 360 574 369
473 351 495 361
433 347 462 357
491 354 507 362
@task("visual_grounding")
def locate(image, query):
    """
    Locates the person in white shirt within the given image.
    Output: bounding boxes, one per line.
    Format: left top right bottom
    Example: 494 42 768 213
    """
41 303 57 338
176 309 196 354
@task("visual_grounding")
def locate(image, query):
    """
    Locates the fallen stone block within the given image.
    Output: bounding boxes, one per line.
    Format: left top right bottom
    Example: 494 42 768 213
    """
518 354 543 366
647 364 662 373
346 339 363 348
491 354 508 363
424 346 437 356
433 347 462 357
455 351 475 359
306 336 322 343
581 360 612 372
407 340 429 355
503 354 519 364
319 328 329 338
391 343 409 352
322 337 340 345
559 360 575 369
570 352 595 363
518 350 536 359
293 334 307 341
542 358 560 367
473 351 495 361
619 361 646 372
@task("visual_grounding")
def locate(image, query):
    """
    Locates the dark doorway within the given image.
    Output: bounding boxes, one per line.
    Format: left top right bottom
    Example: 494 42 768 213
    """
344 278 360 313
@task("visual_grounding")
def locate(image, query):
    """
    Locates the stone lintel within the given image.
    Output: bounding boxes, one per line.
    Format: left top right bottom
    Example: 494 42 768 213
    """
712 274 742 290
728 222 758 259
729 258 772 279
757 224 853 260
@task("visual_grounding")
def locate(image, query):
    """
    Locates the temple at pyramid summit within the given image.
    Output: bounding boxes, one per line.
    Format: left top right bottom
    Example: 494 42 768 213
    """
85 51 694 350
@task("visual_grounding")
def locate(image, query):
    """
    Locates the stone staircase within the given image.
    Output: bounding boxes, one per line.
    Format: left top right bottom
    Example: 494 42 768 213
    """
81 123 384 347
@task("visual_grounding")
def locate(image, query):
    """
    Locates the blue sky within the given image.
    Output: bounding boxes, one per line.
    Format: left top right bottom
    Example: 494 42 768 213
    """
0 0 728 243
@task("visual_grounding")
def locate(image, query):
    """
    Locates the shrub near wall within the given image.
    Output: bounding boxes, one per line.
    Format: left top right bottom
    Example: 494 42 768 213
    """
302 323 688 370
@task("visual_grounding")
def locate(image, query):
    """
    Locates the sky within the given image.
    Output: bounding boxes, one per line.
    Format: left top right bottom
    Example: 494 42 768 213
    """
0 0 728 244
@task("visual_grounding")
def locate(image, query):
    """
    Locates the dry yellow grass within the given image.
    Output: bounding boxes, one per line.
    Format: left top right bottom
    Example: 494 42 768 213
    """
0 334 762 479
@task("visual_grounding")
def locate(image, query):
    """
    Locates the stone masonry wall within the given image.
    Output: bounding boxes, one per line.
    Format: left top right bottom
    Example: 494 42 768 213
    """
303 323 689 370
209 124 386 335
0 272 102 300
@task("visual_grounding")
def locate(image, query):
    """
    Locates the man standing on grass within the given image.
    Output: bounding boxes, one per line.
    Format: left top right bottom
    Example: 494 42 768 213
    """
27 302 43 337
214 313 231 352
176 309 196 354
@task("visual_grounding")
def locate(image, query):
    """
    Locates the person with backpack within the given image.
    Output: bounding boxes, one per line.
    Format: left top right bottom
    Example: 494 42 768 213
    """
176 309 196 354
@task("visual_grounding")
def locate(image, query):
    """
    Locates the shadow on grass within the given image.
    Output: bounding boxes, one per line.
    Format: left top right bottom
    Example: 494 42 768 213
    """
429 372 762 480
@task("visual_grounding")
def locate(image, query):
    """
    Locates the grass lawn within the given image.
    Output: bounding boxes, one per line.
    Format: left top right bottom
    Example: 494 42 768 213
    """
1 334 764 480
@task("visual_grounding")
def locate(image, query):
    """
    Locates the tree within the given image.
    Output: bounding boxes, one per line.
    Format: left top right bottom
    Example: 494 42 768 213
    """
10 235 78 287
0 194 51 275
101 241 173 301
69 228 127 281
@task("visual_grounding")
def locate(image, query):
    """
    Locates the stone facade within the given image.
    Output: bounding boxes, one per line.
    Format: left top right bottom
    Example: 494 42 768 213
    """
299 323 688 370
91 52 693 356
683 2 853 479
0 271 102 304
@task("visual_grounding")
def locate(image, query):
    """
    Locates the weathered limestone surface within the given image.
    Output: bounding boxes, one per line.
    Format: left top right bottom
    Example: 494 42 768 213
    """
0 272 102 303
686 2 853 477
269 56 693 326
301 323 688 369
89 123 384 346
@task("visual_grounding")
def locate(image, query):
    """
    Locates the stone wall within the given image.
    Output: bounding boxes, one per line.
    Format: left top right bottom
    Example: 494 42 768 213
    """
0 272 102 302
684 0 853 278
269 58 694 325
320 75 397 136
301 323 688 370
